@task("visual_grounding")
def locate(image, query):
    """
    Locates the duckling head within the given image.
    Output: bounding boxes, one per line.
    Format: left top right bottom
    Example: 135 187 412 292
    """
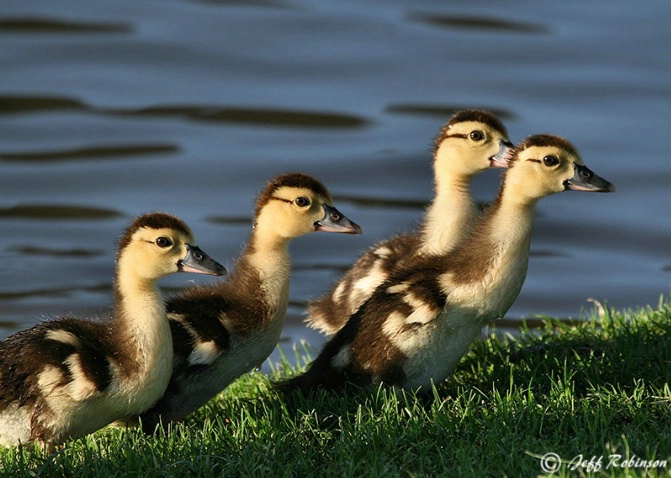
253 173 362 240
433 110 515 181
117 212 226 282
502 134 615 204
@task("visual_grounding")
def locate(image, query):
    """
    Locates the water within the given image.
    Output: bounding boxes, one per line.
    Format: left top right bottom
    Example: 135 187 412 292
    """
1 0 670 365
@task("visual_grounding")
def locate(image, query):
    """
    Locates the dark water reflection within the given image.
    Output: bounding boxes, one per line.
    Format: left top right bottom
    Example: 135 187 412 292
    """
408 12 550 34
0 95 369 128
1 0 670 366
0 205 122 219
0 18 131 34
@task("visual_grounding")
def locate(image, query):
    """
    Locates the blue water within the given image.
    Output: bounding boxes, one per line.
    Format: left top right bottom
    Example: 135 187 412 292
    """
1 0 670 360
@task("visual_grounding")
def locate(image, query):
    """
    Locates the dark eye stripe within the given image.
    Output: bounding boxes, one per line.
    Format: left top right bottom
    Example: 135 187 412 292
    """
527 156 561 166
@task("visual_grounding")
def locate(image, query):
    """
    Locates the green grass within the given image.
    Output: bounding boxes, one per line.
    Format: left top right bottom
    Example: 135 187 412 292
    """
3 299 671 477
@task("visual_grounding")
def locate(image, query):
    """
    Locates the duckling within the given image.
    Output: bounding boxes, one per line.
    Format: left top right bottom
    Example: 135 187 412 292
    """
138 173 361 432
306 110 514 335
0 212 225 448
279 135 614 393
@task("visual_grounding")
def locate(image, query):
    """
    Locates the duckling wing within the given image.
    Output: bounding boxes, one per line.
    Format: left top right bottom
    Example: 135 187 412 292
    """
0 326 47 408
140 287 247 432
0 317 114 444
280 258 449 392
144 257 283 432
165 290 235 370
306 233 419 335
0 318 113 404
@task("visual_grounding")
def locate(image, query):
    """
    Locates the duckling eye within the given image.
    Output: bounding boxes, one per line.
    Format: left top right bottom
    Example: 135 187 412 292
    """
155 237 173 248
542 155 560 167
294 197 311 208
469 130 485 141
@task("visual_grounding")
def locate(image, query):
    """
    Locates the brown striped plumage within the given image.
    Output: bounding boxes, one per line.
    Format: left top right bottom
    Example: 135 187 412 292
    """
278 135 614 393
139 173 362 433
305 110 514 336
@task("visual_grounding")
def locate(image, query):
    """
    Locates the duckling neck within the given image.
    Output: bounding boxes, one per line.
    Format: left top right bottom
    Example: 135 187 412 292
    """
466 188 538 318
488 195 537 249
114 271 173 386
420 174 477 255
244 228 292 305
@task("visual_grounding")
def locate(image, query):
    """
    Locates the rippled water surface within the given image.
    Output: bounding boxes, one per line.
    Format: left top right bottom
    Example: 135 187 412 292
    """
2 0 670 361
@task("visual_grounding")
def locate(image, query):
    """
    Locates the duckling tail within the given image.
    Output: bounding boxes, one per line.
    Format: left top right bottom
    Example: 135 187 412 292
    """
275 309 371 395
273 362 349 395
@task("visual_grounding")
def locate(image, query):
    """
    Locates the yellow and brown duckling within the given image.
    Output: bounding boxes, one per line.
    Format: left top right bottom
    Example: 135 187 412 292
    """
139 173 361 432
278 135 614 393
306 110 514 336
0 212 225 448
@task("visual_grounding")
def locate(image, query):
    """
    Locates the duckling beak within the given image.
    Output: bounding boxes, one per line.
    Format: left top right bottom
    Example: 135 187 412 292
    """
490 140 515 168
315 204 363 234
178 244 227 276
564 164 616 193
